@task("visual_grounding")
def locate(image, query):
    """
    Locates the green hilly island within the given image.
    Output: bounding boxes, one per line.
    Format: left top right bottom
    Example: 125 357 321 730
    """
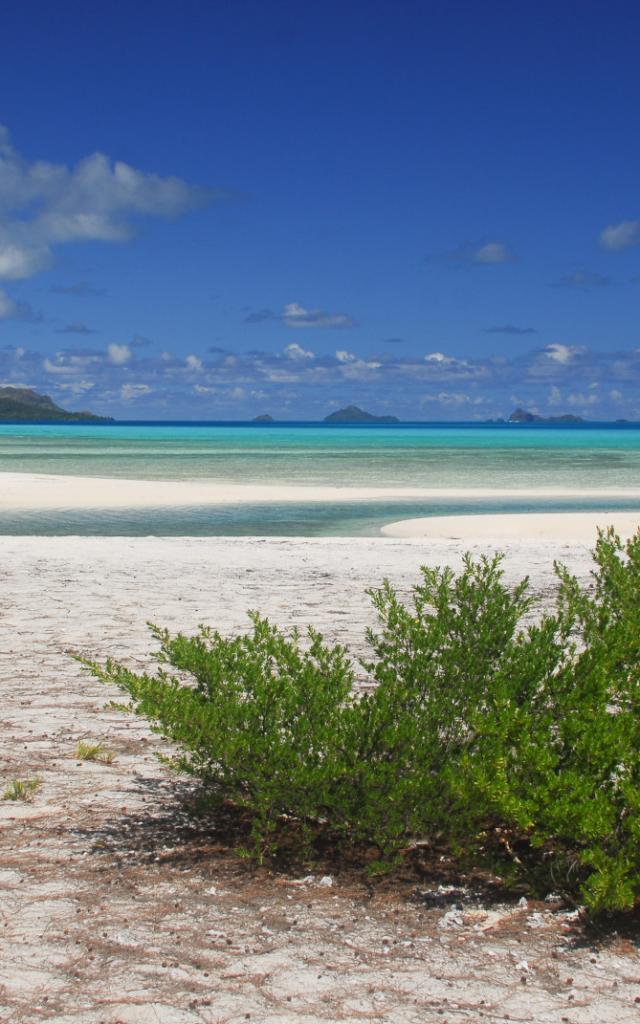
0 387 112 423
323 405 399 424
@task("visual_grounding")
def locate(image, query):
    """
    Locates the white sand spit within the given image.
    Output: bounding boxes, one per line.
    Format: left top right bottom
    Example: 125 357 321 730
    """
3 471 640 509
382 510 640 541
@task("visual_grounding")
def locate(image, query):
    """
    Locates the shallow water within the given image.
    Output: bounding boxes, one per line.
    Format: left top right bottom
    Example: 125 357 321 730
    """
1 496 639 537
1 421 639 535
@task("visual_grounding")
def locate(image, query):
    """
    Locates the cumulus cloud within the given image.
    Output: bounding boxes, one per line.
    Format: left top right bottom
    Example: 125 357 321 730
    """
567 391 600 407
422 391 486 407
53 379 96 398
548 385 562 406
120 383 151 401
185 354 203 372
424 352 469 368
282 302 356 328
245 302 356 329
600 220 640 251
8 337 640 419
107 343 131 365
284 342 314 361
472 242 513 264
545 343 585 364
42 351 100 375
483 324 537 335
0 125 217 281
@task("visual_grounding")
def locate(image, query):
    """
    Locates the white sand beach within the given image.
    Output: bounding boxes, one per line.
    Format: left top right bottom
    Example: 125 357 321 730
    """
2 533 639 1022
3 470 640 509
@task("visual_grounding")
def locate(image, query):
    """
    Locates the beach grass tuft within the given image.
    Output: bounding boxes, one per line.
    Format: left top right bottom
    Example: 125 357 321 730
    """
74 740 115 764
3 778 41 802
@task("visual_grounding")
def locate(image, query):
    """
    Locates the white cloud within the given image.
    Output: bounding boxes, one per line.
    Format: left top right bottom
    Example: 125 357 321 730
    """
335 349 355 362
472 242 513 264
545 343 585 365
120 383 151 401
9 335 640 419
340 358 382 379
567 392 600 407
600 220 640 251
422 391 485 407
107 343 131 365
43 352 100 375
262 367 301 383
424 351 469 370
0 125 214 280
185 354 203 372
284 342 314 361
0 242 49 279
282 302 355 329
54 379 95 396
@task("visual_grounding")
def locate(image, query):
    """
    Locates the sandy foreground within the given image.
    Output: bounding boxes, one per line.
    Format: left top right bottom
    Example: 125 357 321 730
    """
2 534 640 1023
3 471 640 509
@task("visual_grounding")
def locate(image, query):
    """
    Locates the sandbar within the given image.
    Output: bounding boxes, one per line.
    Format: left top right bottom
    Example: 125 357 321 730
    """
382 510 640 542
2 471 640 509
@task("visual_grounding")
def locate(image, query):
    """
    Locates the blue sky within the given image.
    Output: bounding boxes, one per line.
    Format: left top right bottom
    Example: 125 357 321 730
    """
1 0 639 420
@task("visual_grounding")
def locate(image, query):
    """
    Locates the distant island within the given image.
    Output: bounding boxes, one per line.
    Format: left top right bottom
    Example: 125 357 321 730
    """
0 387 112 423
324 405 399 424
252 414 274 423
507 407 584 424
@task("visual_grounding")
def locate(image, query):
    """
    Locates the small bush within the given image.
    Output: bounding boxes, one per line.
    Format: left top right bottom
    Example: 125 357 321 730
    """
79 528 640 911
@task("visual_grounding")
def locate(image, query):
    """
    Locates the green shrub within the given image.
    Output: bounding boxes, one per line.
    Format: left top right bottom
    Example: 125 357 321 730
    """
81 615 359 852
79 528 640 911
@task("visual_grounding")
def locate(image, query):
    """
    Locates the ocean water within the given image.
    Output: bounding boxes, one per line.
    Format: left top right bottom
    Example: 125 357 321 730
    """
1 421 639 535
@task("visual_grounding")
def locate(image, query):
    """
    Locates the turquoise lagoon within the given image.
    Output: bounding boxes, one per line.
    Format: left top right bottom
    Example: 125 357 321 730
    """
1 421 639 536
